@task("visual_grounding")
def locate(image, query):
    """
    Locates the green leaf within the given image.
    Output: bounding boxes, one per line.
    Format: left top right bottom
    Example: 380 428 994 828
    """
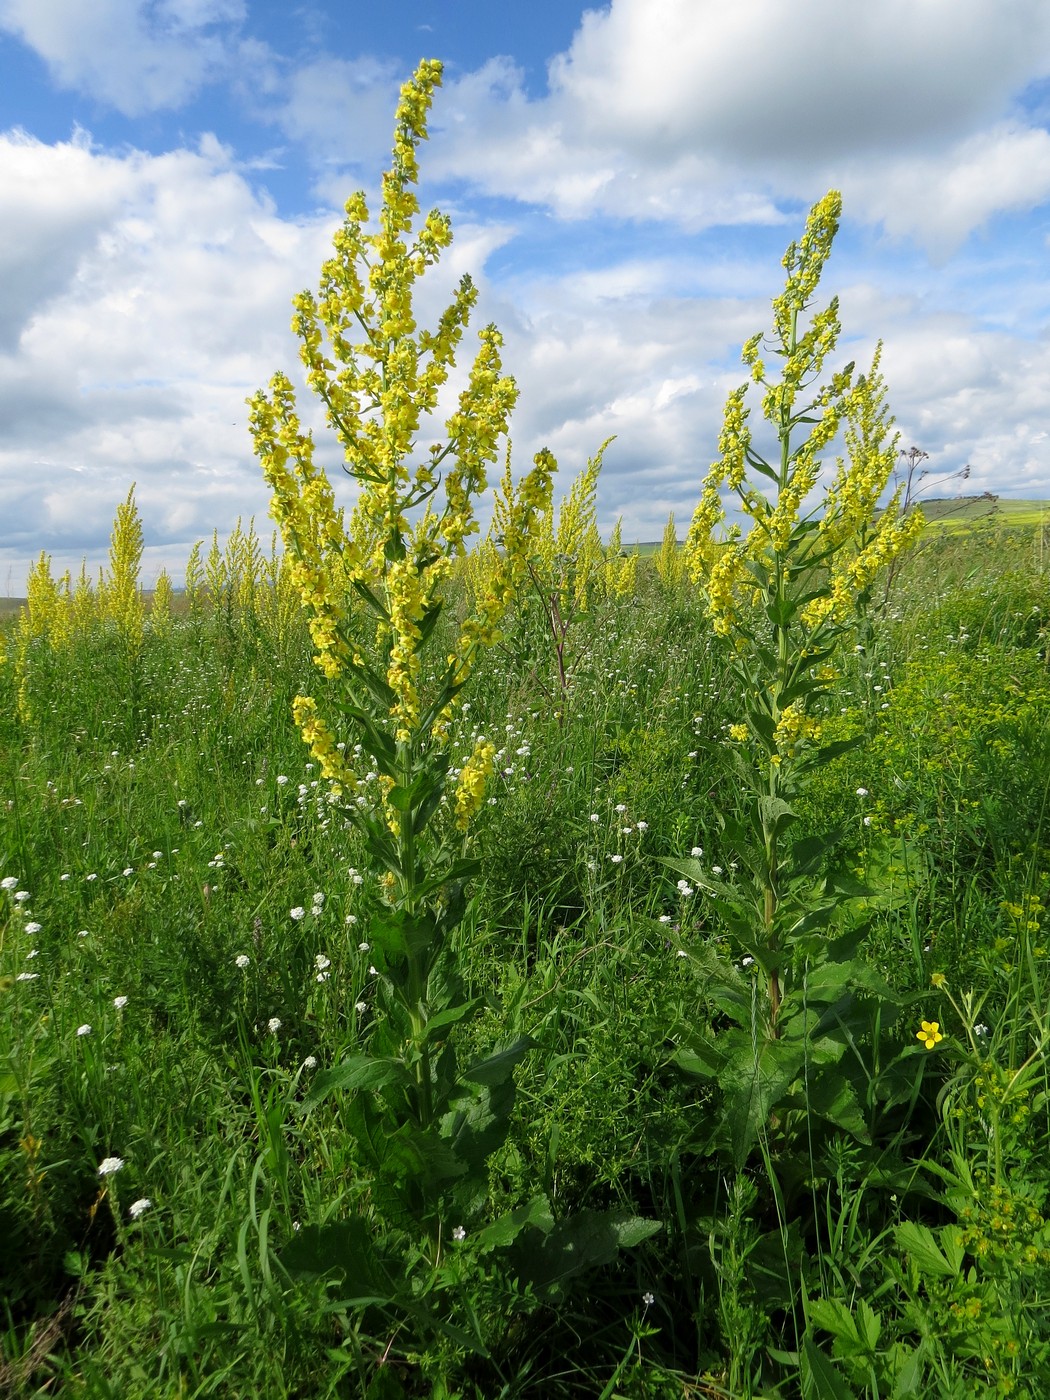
855 1298 882 1354
386 784 413 813
657 855 705 883
369 909 437 961
441 1077 517 1178
801 1336 859 1400
510 1209 661 1297
790 829 845 877
461 1035 534 1086
611 1216 663 1248
281 1217 389 1303
758 794 797 835
411 858 482 902
807 1297 859 1346
422 998 483 1044
890 1345 924 1398
474 1194 554 1253
798 1073 870 1143
721 1034 806 1168
300 1055 410 1113
813 735 865 766
766 595 798 626
894 1222 957 1278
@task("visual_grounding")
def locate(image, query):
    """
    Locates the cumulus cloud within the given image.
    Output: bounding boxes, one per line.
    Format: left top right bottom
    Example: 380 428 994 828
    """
0 129 338 584
839 124 1050 256
0 0 244 115
549 0 1050 162
422 0 1050 249
0 128 132 350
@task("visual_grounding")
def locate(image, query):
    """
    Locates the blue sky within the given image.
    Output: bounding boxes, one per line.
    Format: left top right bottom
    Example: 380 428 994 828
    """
3 0 1050 589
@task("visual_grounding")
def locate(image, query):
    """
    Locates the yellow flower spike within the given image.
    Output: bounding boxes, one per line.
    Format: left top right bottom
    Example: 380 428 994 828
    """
454 740 497 831
916 1020 945 1051
106 485 146 656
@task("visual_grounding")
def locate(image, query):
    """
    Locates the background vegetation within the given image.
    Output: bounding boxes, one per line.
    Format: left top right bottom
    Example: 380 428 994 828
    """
1 505 1049 1398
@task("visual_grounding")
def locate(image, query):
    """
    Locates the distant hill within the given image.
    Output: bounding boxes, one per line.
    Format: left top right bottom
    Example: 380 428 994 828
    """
914 496 1049 530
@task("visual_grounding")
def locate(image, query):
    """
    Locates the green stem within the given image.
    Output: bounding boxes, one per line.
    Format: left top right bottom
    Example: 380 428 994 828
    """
395 735 435 1130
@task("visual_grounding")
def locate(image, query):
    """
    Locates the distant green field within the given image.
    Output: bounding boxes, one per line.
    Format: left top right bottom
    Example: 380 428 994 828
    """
626 497 1050 553
915 495 1050 532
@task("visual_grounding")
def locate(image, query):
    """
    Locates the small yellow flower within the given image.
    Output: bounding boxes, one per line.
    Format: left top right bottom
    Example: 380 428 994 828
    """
916 1020 944 1051
930 972 947 989
729 724 749 742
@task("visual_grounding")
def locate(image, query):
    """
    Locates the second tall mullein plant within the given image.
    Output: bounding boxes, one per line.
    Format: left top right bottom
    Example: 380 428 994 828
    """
671 194 921 1164
248 60 553 1257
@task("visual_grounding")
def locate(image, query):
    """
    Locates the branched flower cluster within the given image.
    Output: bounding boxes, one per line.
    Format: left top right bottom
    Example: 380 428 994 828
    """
249 61 553 816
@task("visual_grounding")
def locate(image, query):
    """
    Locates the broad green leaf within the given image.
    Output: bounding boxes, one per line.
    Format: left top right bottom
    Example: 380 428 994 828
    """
474 1194 554 1253
890 1345 924 1398
461 1035 533 1086
610 1216 662 1248
281 1217 388 1302
422 998 483 1044
855 1298 882 1353
758 795 797 834
441 1077 516 1177
385 784 413 813
894 1222 957 1278
721 1034 806 1168
301 1055 410 1113
511 1208 661 1296
807 1297 859 1345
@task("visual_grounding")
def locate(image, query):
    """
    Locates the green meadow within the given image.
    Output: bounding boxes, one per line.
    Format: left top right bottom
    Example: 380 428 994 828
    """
2 511 1050 1398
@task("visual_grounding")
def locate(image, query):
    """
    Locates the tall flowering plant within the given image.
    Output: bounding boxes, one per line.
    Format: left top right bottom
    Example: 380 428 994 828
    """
248 60 553 1259
671 193 922 1164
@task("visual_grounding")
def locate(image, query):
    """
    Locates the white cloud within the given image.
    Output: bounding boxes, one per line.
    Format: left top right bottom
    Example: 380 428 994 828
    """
0 128 132 349
422 0 1050 248
273 55 401 171
550 0 1050 162
0 0 244 115
839 124 1050 256
0 130 340 584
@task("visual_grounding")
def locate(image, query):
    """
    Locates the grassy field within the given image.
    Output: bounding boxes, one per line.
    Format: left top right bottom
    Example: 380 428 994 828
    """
916 496 1050 531
2 512 1050 1398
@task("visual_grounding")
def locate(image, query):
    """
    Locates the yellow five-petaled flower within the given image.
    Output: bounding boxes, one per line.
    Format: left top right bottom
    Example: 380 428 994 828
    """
916 1020 944 1051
